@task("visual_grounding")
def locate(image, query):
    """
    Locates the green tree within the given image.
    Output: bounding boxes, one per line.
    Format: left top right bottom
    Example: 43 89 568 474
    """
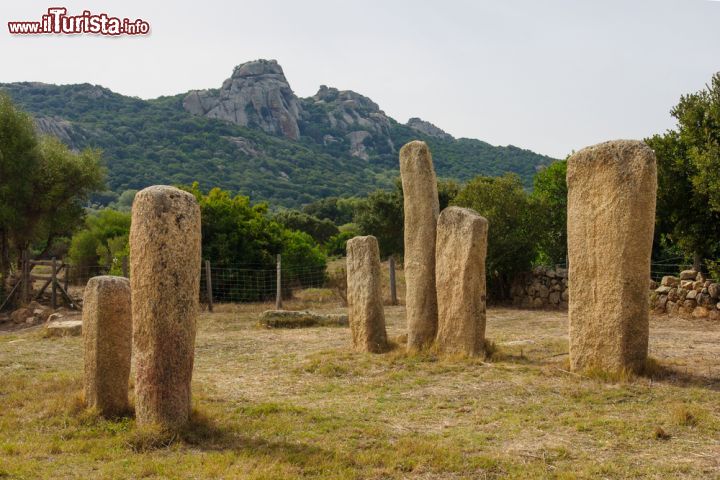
302 197 356 225
672 73 720 213
183 183 327 301
0 94 105 292
531 159 567 265
452 173 540 301
67 209 131 278
324 227 361 256
0 93 38 287
353 183 403 258
645 131 720 270
272 210 339 244
353 178 459 258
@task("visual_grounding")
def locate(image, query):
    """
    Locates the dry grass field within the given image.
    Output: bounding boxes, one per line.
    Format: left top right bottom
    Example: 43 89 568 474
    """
1 292 719 479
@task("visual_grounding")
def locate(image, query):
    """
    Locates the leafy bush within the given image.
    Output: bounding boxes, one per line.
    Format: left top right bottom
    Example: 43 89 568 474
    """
530 160 567 266
452 174 541 301
67 209 130 281
272 210 339 244
324 229 360 257
183 183 327 301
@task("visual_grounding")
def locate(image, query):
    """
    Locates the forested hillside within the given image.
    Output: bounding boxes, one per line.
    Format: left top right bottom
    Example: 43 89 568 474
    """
1 61 555 207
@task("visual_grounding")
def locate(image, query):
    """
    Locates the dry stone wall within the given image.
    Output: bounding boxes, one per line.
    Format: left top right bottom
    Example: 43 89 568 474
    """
511 266 569 310
652 270 720 321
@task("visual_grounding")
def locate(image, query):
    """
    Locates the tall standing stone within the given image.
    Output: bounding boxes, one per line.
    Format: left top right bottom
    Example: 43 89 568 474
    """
83 275 132 416
346 235 388 353
567 140 657 373
435 207 489 356
130 185 201 428
400 141 439 350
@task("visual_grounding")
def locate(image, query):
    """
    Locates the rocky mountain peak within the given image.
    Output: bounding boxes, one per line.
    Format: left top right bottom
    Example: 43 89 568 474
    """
304 85 393 160
231 59 284 78
406 117 453 140
183 59 303 140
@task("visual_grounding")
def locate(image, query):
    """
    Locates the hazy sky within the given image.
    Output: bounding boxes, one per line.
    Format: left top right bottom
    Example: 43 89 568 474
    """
2 0 720 158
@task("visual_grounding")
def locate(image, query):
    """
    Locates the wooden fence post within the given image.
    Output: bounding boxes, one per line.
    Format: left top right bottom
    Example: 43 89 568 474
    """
21 250 29 305
276 254 282 310
204 260 213 313
51 257 57 309
389 256 398 306
122 256 129 278
63 264 69 293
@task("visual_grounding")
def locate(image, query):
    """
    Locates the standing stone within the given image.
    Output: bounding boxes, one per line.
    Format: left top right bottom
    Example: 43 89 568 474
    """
130 186 201 428
400 141 439 349
435 207 489 356
346 236 388 353
567 141 657 373
83 276 132 417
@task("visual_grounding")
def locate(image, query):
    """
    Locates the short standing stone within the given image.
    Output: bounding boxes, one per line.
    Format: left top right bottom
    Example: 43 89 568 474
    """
435 207 489 356
130 185 201 429
346 235 388 353
83 276 132 417
567 140 657 373
44 318 82 337
400 141 439 349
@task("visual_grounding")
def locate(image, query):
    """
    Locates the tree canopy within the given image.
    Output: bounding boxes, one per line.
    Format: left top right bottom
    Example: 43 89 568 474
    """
0 93 105 292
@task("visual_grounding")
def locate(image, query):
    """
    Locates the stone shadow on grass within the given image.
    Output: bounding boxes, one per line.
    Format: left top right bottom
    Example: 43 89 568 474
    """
127 407 353 470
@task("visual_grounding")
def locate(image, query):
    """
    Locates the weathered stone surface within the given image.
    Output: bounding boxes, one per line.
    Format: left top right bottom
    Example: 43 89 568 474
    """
666 300 679 315
567 140 657 373
655 295 668 313
709 309 720 322
680 270 698 281
130 186 201 429
697 293 712 307
406 117 453 140
259 310 348 328
346 236 388 353
83 276 132 417
184 60 303 140
549 291 561 304
692 306 710 319
680 280 694 290
661 276 679 287
435 207 489 356
400 141 439 349
45 319 82 337
667 288 679 302
709 283 719 299
310 86 395 158
655 286 672 295
686 290 698 300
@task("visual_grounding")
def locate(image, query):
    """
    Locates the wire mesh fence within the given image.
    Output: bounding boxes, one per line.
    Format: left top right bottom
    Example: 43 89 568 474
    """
200 264 328 304
0 254 337 312
0 251 708 313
